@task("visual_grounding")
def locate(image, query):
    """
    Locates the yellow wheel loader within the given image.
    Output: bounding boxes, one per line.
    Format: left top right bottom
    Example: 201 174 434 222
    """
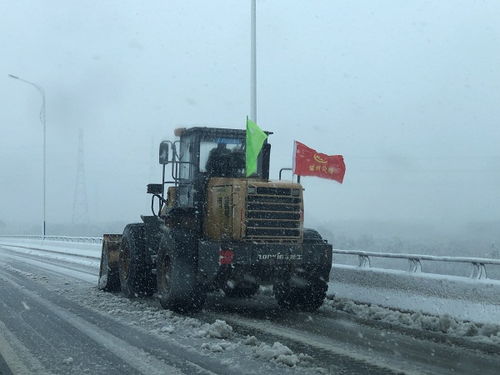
98 127 332 312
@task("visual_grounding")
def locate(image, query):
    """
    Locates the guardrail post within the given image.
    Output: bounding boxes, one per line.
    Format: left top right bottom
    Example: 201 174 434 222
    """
408 258 422 273
358 254 371 268
470 262 487 280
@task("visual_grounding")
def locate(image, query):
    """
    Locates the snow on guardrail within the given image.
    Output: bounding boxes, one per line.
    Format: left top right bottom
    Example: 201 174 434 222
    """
0 235 102 244
0 235 102 260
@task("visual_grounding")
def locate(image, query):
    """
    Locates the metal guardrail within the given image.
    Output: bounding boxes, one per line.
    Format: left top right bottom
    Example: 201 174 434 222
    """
333 249 500 280
0 235 102 244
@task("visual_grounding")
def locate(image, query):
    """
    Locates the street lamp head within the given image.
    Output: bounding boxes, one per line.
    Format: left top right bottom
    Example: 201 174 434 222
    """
8 74 20 80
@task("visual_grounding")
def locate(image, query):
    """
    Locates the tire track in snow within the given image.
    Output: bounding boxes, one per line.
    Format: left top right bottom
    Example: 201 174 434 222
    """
0 271 183 375
0 320 56 375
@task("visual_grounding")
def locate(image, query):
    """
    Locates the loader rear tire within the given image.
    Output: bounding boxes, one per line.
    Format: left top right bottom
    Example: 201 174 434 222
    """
157 229 206 313
274 276 328 311
274 228 328 311
119 224 154 298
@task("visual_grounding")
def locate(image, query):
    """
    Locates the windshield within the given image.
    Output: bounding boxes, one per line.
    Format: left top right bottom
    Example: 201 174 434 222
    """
199 138 245 177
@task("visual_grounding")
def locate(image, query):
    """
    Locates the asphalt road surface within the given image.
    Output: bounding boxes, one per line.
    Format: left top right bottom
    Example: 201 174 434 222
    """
1 244 499 374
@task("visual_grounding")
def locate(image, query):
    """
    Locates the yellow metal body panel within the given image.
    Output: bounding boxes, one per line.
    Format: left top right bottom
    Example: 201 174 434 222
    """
204 178 304 242
160 186 177 217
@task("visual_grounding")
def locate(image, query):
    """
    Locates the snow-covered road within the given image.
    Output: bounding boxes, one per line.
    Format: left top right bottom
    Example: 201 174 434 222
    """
1 244 499 374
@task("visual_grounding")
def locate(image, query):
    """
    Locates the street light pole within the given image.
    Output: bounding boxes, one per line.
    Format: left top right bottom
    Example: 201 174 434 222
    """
8 74 47 238
250 0 257 123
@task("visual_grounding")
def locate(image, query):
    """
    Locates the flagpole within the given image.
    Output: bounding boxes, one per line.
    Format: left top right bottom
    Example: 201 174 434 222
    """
250 0 257 123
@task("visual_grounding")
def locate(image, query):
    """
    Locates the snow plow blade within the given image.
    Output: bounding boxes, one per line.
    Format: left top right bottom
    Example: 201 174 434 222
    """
98 234 122 292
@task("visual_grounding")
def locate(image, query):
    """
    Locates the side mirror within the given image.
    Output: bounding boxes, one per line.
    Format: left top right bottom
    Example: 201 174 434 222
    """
159 141 170 164
147 183 163 195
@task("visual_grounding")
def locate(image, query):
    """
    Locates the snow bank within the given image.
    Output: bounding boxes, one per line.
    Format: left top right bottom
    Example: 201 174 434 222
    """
205 320 233 339
195 319 234 339
324 297 500 346
330 264 500 324
254 342 300 367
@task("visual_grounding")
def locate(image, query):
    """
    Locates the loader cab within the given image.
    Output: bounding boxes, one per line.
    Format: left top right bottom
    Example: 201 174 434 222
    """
173 127 271 208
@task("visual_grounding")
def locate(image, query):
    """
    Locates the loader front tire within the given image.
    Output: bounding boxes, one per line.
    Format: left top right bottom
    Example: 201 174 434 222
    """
119 224 154 298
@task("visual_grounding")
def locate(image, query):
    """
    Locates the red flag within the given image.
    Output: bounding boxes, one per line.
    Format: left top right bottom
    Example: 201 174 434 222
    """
293 141 346 183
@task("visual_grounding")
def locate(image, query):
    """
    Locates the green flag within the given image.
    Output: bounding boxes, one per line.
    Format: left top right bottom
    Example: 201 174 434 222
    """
246 118 268 177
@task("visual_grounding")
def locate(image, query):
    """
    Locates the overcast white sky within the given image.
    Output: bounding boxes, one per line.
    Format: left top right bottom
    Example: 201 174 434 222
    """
1 0 499 232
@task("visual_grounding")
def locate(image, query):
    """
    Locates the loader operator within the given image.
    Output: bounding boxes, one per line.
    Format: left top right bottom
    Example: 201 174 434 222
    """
205 143 245 178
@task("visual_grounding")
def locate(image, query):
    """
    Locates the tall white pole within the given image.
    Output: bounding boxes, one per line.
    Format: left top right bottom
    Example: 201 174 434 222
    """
8 74 47 238
250 0 257 123
42 90 46 238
